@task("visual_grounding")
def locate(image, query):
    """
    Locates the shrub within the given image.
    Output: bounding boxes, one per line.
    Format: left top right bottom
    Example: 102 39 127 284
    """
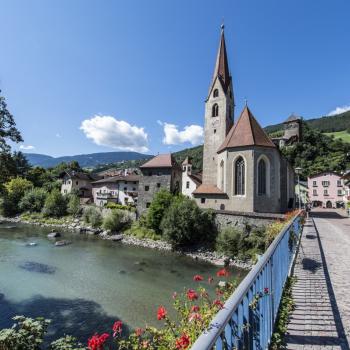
264 221 285 248
102 209 132 232
67 194 81 217
49 335 85 350
216 227 244 258
42 189 67 217
124 222 161 240
105 202 136 212
19 188 47 213
83 206 102 228
146 189 174 233
161 196 217 249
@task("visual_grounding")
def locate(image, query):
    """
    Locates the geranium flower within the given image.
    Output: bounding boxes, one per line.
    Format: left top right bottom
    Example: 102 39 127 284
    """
187 289 198 301
135 328 144 337
191 305 200 312
264 287 269 294
189 312 202 322
88 333 110 350
112 320 122 336
157 306 167 320
193 274 203 281
213 299 224 308
172 292 178 299
175 333 190 349
216 268 229 277
208 276 214 284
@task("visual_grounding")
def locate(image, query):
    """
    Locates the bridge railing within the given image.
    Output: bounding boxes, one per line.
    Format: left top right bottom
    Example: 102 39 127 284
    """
190 211 303 350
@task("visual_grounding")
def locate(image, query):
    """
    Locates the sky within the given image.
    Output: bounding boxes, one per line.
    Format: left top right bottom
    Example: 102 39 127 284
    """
1 0 349 157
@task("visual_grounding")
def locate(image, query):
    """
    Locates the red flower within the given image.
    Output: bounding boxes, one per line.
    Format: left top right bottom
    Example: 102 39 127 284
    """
264 287 269 294
157 306 167 320
216 268 230 277
216 289 224 296
172 292 177 299
189 312 202 322
135 328 144 337
88 333 110 350
191 305 200 312
193 274 203 281
187 289 198 301
175 333 190 349
213 299 224 308
112 320 122 336
208 276 214 284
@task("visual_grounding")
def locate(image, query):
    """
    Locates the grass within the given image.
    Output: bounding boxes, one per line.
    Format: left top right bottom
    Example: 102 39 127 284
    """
20 212 74 225
324 130 350 143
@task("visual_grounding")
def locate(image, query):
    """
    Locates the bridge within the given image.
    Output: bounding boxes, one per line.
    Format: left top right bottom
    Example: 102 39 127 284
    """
191 209 350 350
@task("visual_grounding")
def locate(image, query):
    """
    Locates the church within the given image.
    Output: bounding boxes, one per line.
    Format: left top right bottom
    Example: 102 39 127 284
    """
193 26 295 214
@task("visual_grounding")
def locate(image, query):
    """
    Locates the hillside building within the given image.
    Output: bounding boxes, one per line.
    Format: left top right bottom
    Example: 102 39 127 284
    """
137 154 182 213
272 114 302 148
193 26 295 214
60 171 96 199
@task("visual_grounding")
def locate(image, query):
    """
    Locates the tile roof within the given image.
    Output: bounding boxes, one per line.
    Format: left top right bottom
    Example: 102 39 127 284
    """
91 174 140 184
284 114 301 123
217 106 276 153
189 173 202 186
182 156 192 165
193 184 225 195
140 154 176 168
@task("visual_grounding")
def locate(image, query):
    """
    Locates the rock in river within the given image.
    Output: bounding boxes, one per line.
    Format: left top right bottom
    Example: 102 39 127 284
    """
55 240 71 247
47 231 61 238
19 261 56 274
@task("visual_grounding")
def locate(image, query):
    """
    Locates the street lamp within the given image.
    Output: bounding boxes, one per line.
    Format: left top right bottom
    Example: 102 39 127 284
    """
295 167 302 210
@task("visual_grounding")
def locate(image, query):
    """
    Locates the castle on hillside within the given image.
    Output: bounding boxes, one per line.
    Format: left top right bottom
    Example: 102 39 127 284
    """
193 26 295 214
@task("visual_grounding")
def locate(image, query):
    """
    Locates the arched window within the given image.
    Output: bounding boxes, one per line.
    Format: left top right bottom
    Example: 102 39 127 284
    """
212 103 219 117
213 89 219 97
220 160 224 190
234 157 245 195
258 158 267 195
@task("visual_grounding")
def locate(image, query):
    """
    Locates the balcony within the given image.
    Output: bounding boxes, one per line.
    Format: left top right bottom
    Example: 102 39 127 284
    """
96 192 118 200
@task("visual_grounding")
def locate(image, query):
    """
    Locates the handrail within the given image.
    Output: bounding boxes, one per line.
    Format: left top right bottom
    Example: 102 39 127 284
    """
190 211 303 350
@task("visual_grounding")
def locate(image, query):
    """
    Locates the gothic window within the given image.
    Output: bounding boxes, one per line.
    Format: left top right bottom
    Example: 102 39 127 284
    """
258 158 267 195
220 160 224 190
234 157 245 195
212 103 219 117
213 89 219 97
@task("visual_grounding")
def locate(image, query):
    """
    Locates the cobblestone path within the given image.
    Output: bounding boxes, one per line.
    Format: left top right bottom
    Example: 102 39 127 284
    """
285 210 350 350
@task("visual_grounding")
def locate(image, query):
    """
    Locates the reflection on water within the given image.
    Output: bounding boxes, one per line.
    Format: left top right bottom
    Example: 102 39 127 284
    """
0 223 245 343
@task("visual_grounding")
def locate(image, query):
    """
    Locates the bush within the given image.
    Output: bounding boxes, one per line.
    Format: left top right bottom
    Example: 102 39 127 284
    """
264 221 285 248
42 189 67 217
67 194 81 217
161 196 217 249
105 202 136 212
83 206 102 228
19 188 47 213
49 335 85 350
124 222 161 240
216 227 243 258
146 189 174 233
102 209 132 232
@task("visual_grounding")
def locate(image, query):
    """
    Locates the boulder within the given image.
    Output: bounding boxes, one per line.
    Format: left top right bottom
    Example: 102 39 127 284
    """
47 232 61 238
55 240 71 247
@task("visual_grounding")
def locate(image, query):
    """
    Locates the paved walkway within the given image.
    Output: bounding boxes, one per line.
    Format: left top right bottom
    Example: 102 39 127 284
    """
285 209 350 350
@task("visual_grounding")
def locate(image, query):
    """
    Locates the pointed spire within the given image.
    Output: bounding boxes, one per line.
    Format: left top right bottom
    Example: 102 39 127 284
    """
211 24 231 93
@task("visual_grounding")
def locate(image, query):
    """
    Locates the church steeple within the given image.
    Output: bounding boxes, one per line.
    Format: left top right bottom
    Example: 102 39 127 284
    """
210 25 231 95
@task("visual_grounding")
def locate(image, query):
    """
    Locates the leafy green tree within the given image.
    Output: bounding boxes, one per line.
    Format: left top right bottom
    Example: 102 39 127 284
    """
216 227 243 258
102 209 132 232
19 188 47 213
82 206 102 228
12 151 30 177
67 194 81 216
42 189 67 217
161 196 217 249
146 189 174 233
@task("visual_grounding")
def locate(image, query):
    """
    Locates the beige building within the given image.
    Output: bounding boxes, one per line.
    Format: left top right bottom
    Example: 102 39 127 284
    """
181 157 202 197
60 171 95 198
193 26 295 214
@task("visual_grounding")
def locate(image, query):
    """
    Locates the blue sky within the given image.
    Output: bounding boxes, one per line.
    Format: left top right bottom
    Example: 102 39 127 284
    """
1 0 349 157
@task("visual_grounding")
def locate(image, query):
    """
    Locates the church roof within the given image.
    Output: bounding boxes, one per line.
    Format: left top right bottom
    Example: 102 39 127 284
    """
182 156 192 165
209 26 231 94
193 184 225 195
284 114 301 123
217 106 276 153
140 154 176 168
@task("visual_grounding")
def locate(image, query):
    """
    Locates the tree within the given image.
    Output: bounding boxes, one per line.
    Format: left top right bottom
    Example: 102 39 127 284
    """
19 188 47 213
12 151 30 177
42 189 67 217
82 206 102 228
146 189 174 233
67 194 81 216
161 196 217 249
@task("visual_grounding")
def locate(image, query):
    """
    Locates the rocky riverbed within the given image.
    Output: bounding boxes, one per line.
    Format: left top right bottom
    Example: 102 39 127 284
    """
0 216 253 270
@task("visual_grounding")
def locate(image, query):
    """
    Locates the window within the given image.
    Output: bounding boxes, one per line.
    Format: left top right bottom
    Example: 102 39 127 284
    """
201 198 206 204
183 166 186 171
145 186 149 191
337 180 342 187
258 158 267 195
123 187 127 191
157 172 162 176
234 156 245 195
313 181 317 187
324 189 328 196
132 187 136 191
212 103 219 117
186 181 190 189
146 202 151 208
148 171 153 176
124 181 127 184
220 160 224 190
214 129 216 134
133 181 137 184
338 189 343 196
213 89 219 97
313 189 317 196
220 204 225 210
157 183 161 188
322 181 330 187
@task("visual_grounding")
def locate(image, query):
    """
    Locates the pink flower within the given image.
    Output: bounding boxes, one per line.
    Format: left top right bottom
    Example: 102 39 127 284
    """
88 333 110 350
191 305 200 312
189 312 202 322
157 306 167 320
216 268 230 277
264 287 269 294
135 328 144 337
175 333 190 349
172 292 178 299
208 276 214 284
187 289 198 301
193 274 204 281
213 299 224 308
112 320 122 336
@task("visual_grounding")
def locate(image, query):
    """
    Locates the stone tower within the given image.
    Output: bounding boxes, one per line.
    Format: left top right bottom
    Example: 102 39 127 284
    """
202 25 234 185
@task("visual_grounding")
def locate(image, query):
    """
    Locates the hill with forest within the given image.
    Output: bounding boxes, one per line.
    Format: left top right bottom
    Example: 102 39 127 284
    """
24 152 153 168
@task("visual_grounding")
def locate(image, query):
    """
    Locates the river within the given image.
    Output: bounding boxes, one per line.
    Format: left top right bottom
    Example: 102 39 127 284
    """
0 222 245 343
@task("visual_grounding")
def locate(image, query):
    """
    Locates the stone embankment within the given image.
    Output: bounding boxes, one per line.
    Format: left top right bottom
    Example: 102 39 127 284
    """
0 216 252 270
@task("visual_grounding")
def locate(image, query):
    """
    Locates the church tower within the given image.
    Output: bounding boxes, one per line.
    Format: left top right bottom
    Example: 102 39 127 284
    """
202 25 234 185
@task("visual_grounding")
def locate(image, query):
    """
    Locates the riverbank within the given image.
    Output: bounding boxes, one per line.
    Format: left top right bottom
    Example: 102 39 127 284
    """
0 216 253 270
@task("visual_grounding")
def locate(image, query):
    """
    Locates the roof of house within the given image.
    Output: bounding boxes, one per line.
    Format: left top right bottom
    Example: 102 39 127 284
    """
192 184 225 195
189 173 202 186
217 106 276 153
91 174 140 185
284 114 301 123
139 154 177 168
308 171 342 179
182 156 192 165
60 171 96 181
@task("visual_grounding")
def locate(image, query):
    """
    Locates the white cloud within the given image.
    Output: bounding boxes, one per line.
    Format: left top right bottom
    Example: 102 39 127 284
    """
19 145 35 150
162 122 204 146
80 115 149 153
327 105 350 116
156 120 163 126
